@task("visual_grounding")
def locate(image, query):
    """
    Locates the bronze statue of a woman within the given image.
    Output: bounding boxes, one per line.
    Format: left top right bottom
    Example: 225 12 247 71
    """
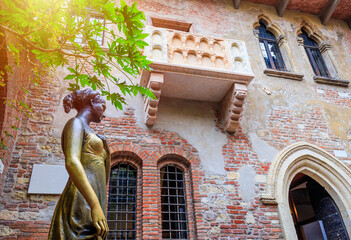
48 89 111 240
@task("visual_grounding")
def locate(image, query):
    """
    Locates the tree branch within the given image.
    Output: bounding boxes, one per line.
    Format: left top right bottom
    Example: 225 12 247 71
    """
0 24 92 58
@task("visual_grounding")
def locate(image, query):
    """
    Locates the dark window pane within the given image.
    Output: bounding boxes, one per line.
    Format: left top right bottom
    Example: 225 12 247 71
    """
107 164 137 239
269 42 286 71
299 30 319 47
258 21 286 71
299 30 330 77
258 22 276 40
160 165 188 239
259 41 272 69
311 49 329 77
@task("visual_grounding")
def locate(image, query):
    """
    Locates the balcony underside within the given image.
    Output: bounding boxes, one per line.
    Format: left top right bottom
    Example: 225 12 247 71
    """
141 62 253 102
141 62 254 132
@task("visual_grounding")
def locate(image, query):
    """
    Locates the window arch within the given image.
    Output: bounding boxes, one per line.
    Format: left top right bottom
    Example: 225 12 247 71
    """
257 21 286 71
107 154 142 240
299 30 329 78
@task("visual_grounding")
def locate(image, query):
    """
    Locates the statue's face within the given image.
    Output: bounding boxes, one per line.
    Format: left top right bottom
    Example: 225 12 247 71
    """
91 95 106 123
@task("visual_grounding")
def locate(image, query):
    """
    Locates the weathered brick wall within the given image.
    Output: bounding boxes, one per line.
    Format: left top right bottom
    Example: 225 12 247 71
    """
1 0 351 239
0 34 35 191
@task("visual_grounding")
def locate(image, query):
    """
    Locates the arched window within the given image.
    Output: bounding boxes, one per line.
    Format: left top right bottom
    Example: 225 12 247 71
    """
160 165 188 239
107 163 137 239
299 30 329 78
258 22 286 71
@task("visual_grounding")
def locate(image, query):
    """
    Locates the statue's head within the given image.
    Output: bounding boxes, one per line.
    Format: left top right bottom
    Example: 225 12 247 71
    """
63 88 106 123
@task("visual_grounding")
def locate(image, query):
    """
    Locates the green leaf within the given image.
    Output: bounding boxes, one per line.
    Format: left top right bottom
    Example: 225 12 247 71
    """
22 87 31 95
18 100 30 110
64 74 76 80
10 125 20 131
4 131 14 138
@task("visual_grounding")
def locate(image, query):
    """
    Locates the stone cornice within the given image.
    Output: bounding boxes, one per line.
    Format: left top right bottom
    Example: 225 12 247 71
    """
264 69 304 81
313 76 349 87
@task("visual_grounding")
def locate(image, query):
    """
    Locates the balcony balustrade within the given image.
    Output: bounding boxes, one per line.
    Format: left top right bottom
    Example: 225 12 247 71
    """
140 26 254 132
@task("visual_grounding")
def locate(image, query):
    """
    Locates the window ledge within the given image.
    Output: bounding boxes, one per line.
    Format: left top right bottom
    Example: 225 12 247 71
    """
264 69 304 81
313 76 349 87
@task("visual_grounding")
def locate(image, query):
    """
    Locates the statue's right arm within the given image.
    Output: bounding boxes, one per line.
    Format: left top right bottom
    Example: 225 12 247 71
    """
62 118 108 239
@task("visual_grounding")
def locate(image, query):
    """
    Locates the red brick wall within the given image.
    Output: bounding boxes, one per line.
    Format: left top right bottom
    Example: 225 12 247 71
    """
0 34 34 190
1 1 351 239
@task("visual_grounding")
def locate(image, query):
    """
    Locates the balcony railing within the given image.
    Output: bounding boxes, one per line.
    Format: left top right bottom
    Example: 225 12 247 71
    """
141 26 254 132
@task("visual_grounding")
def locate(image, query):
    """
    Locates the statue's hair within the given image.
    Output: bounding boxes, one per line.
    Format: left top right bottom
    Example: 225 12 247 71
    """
63 88 103 113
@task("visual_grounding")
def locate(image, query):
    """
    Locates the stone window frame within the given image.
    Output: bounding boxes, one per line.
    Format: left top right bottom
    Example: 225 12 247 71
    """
257 21 287 71
260 142 351 239
296 21 349 87
253 14 304 81
108 153 143 239
157 154 197 239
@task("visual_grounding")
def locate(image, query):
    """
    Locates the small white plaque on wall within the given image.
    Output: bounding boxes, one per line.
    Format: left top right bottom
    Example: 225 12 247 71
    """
28 164 69 194
333 150 348 158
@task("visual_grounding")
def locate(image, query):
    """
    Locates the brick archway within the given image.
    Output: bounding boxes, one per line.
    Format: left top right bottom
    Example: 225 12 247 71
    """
149 147 198 165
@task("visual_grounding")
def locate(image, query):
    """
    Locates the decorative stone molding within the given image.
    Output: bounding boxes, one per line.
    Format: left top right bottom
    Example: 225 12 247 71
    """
143 72 164 127
253 14 284 38
221 84 248 132
296 36 304 46
264 69 304 81
297 20 326 45
141 26 254 131
252 29 259 38
313 75 349 87
143 26 253 74
319 41 331 53
296 21 348 83
276 34 286 47
260 142 351 239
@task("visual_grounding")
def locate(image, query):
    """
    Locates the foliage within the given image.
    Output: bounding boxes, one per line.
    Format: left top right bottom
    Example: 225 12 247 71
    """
0 0 154 159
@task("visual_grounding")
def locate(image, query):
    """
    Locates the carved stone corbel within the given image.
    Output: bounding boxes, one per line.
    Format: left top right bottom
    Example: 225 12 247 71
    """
221 83 248 132
144 72 164 127
319 41 331 54
277 34 286 47
296 36 304 46
253 29 260 38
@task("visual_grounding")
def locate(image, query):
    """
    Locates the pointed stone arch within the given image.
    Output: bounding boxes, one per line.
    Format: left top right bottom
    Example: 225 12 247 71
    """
296 20 326 46
253 14 284 38
253 14 299 74
260 142 351 239
296 20 346 85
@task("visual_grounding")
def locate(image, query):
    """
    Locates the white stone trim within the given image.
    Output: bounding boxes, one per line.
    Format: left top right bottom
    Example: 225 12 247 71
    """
260 142 351 239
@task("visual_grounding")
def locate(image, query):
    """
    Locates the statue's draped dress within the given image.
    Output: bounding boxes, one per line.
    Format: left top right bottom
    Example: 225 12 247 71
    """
48 131 110 240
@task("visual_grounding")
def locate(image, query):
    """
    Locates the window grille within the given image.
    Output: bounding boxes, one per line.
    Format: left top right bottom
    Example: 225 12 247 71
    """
160 165 188 240
299 30 329 78
107 164 137 240
258 22 286 71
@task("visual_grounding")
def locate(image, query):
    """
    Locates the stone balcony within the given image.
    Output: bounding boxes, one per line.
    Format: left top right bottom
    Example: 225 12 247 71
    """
140 26 254 132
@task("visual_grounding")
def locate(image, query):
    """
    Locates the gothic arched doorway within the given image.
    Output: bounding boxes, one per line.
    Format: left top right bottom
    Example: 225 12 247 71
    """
289 173 349 240
260 142 351 239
